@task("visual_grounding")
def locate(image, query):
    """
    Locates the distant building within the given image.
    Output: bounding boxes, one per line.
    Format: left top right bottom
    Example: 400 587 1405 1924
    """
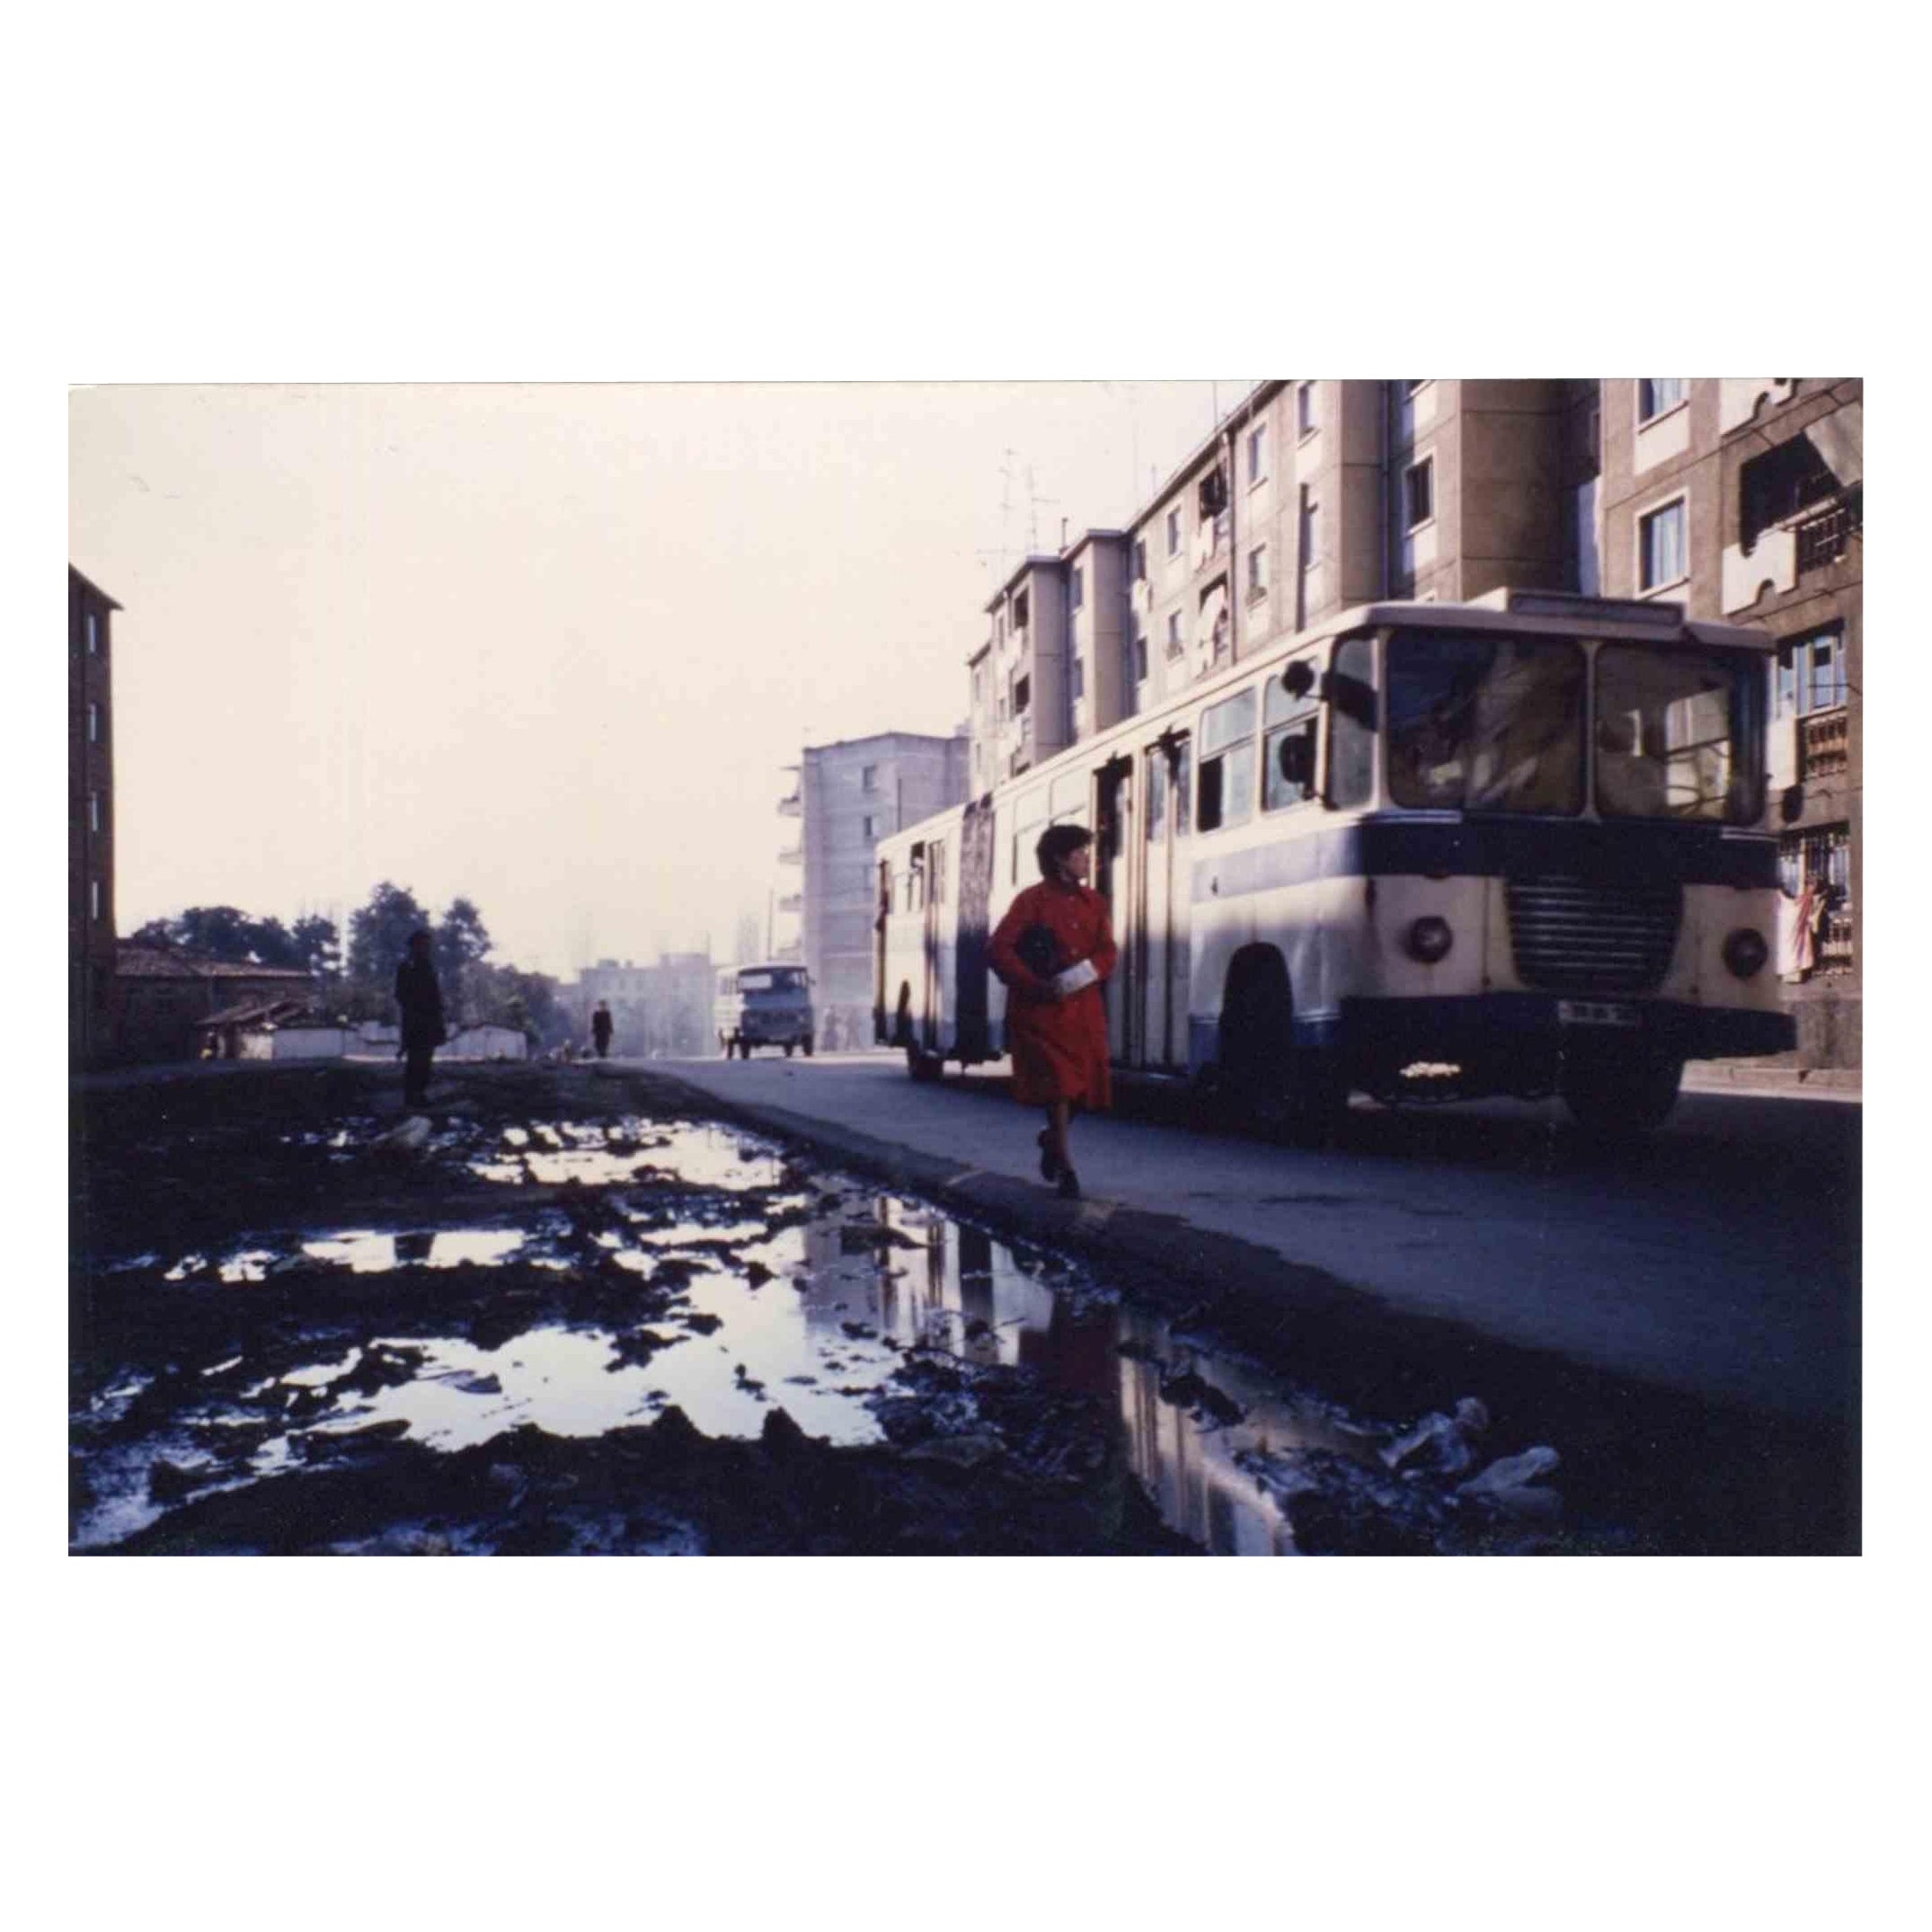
572 951 713 1056
113 944 318 1064
71 567 120 1064
782 731 969 1045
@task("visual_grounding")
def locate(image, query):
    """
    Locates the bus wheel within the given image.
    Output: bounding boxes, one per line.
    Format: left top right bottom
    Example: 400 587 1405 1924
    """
906 1045 943 1084
802 1037 814 1058
784 1041 795 1059
1560 1050 1682 1136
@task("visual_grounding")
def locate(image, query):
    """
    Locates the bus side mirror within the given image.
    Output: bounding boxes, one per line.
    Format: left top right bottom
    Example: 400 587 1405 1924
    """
1277 731 1315 790
1281 660 1316 699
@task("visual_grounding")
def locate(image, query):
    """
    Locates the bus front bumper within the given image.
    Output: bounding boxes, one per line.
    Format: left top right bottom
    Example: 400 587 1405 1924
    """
1322 993 1795 1077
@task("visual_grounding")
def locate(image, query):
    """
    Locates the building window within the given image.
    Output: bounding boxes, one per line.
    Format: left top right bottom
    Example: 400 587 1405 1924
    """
1776 625 1847 718
1246 544 1269 601
1638 378 1687 423
1071 655 1086 701
1198 466 1227 519
1070 566 1084 612
1165 610 1184 659
88 791 102 834
1133 536 1148 580
1014 674 1030 714
90 878 102 922
1165 507 1182 557
861 814 878 839
1638 498 1688 590
1300 491 1321 570
1779 824 1853 970
1297 382 1317 438
1246 421 1268 484
85 610 99 654
994 612 1005 647
1133 630 1148 683
1014 589 1030 630
87 701 101 744
861 765 878 793
1405 456 1434 528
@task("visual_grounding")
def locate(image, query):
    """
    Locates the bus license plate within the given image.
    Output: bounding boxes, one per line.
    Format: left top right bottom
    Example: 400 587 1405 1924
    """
1558 1000 1640 1028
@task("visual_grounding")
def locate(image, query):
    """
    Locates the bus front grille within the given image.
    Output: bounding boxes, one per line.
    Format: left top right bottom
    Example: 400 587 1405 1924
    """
1505 875 1682 993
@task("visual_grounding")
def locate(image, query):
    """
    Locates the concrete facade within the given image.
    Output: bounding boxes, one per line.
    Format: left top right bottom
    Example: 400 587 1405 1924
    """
575 953 714 1057
786 731 969 1044
71 567 120 1065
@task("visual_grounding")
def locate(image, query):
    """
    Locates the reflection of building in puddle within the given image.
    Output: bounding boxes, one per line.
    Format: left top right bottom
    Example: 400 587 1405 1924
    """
785 1200 1059 1369
299 1228 526 1272
1111 1315 1385 1555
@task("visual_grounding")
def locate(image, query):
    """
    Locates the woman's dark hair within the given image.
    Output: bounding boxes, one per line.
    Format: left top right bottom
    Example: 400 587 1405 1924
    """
1035 823 1093 877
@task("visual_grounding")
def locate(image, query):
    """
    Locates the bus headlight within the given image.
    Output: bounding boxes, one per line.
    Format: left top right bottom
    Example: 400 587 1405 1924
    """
1723 928 1768 979
1405 916 1454 964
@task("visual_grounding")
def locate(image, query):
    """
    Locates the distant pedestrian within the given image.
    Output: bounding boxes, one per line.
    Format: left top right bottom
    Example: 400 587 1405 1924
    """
592 1000 614 1059
989 824 1117 1200
394 930 447 1110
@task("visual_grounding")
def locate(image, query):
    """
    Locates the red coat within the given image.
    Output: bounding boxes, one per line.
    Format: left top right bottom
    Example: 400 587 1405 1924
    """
989 880 1118 1108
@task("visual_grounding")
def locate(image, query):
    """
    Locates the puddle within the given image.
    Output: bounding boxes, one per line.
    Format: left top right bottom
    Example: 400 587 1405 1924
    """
75 1103 1546 1555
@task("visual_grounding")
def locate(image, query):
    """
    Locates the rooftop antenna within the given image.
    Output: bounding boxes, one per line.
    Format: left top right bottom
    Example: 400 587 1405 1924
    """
1025 465 1058 553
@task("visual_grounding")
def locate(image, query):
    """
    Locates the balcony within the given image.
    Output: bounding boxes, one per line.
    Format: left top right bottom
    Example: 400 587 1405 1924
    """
1798 707 1848 781
777 793 802 817
777 845 802 866
1795 493 1861 572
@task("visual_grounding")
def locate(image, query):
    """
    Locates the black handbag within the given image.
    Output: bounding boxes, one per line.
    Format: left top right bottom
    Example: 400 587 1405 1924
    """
1012 924 1062 980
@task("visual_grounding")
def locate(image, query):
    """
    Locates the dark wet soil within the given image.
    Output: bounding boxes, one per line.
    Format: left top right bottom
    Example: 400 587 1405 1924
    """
71 1063 1607 1555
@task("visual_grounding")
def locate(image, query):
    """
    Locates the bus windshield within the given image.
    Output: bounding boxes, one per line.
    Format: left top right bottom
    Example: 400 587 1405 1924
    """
738 968 808 996
1595 645 1765 823
1387 630 1585 814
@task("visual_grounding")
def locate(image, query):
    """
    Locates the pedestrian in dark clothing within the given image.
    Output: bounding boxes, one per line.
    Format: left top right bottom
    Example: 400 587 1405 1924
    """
592 1001 614 1059
394 930 447 1109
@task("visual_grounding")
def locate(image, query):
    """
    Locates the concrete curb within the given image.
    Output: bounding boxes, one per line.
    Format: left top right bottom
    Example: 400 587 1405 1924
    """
1684 1062 1862 1098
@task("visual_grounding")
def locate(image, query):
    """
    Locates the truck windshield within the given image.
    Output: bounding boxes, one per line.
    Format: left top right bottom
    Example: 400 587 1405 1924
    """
1594 645 1766 823
738 970 807 995
1387 631 1585 814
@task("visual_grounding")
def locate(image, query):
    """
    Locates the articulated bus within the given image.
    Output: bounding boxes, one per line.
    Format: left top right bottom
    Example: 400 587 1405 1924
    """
873 589 1795 1135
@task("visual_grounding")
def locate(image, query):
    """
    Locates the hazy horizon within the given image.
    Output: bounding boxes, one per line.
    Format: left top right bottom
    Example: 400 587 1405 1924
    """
70 381 1245 980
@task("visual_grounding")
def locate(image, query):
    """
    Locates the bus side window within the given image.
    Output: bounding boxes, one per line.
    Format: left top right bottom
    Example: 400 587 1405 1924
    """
1264 673 1320 811
1328 634 1378 808
1198 690 1257 832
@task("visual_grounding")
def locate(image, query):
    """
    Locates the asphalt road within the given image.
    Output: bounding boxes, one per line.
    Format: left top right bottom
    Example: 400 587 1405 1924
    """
645 1050 1860 1430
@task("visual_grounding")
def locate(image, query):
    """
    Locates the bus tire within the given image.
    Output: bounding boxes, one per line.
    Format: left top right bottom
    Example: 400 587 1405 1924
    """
1560 1050 1682 1136
906 1045 943 1084
802 1037 814 1058
784 1041 795 1059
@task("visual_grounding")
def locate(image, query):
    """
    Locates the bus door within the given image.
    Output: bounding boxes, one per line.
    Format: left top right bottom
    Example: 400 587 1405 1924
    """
1095 756 1134 1059
921 837 946 1050
1141 731 1192 1069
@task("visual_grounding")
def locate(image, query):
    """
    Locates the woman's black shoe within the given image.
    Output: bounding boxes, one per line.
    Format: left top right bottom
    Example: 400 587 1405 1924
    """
1037 1130 1061 1183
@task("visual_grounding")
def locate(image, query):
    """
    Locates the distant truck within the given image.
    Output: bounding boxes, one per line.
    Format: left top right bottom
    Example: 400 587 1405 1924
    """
714 962 815 1059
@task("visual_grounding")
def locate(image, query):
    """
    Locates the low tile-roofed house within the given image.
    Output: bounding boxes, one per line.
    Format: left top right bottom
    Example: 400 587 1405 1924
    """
113 944 318 1063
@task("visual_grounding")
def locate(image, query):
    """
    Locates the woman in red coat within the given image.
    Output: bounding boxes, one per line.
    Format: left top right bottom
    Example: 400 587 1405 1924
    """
989 824 1118 1200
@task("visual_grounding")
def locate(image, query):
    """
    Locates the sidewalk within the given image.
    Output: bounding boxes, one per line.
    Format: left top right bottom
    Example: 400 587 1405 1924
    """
1683 1060 1862 1100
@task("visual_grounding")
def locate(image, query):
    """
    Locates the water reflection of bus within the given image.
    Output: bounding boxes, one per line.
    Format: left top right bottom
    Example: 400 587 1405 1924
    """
876 590 1793 1133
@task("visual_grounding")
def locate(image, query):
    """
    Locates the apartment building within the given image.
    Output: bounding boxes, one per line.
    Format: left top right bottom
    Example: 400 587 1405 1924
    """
783 730 969 1045
965 377 1863 1069
71 566 120 1064
1596 376 1864 1066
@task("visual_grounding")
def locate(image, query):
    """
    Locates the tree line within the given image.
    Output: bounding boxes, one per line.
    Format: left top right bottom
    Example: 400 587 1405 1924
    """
132 882 569 1046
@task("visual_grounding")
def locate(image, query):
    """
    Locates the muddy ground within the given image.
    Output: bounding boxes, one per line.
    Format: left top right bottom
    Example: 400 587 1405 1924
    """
67 1061 1604 1555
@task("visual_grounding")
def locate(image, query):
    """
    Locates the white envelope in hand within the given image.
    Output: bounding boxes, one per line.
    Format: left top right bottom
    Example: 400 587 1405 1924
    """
1052 959 1098 996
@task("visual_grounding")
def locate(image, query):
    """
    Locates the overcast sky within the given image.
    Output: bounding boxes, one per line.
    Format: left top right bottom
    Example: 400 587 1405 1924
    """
69 382 1244 979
